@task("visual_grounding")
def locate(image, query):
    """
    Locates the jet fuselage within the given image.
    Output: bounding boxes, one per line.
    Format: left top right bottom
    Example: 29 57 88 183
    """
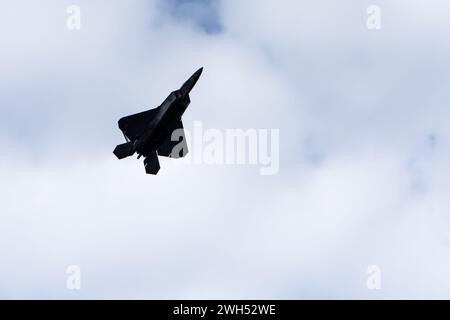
134 91 190 157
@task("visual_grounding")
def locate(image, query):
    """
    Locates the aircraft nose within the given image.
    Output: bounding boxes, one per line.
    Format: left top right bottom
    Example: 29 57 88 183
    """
193 67 203 79
187 68 203 88
180 67 203 96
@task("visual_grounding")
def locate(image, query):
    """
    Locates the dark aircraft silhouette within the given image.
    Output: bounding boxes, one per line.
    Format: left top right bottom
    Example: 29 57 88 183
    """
113 68 203 175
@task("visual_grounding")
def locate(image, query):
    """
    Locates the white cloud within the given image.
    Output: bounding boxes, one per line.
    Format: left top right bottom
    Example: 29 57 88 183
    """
1 0 450 299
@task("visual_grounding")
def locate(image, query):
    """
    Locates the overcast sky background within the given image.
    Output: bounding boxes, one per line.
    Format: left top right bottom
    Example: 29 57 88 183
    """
1 0 450 299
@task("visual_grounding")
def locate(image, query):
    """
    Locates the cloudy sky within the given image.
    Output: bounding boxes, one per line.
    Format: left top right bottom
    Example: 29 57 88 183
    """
1 0 450 299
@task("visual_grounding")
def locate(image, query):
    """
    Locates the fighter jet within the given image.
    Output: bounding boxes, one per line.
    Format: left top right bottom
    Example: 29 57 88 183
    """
113 68 203 175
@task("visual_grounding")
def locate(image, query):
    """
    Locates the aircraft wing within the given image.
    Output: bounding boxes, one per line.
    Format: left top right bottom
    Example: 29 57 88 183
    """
157 120 189 158
118 107 160 141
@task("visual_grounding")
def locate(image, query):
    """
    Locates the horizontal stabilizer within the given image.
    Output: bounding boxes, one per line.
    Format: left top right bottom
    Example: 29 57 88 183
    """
144 151 160 175
113 142 134 159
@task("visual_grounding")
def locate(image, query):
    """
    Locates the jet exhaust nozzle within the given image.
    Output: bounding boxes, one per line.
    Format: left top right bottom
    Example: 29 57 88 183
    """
113 142 135 159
